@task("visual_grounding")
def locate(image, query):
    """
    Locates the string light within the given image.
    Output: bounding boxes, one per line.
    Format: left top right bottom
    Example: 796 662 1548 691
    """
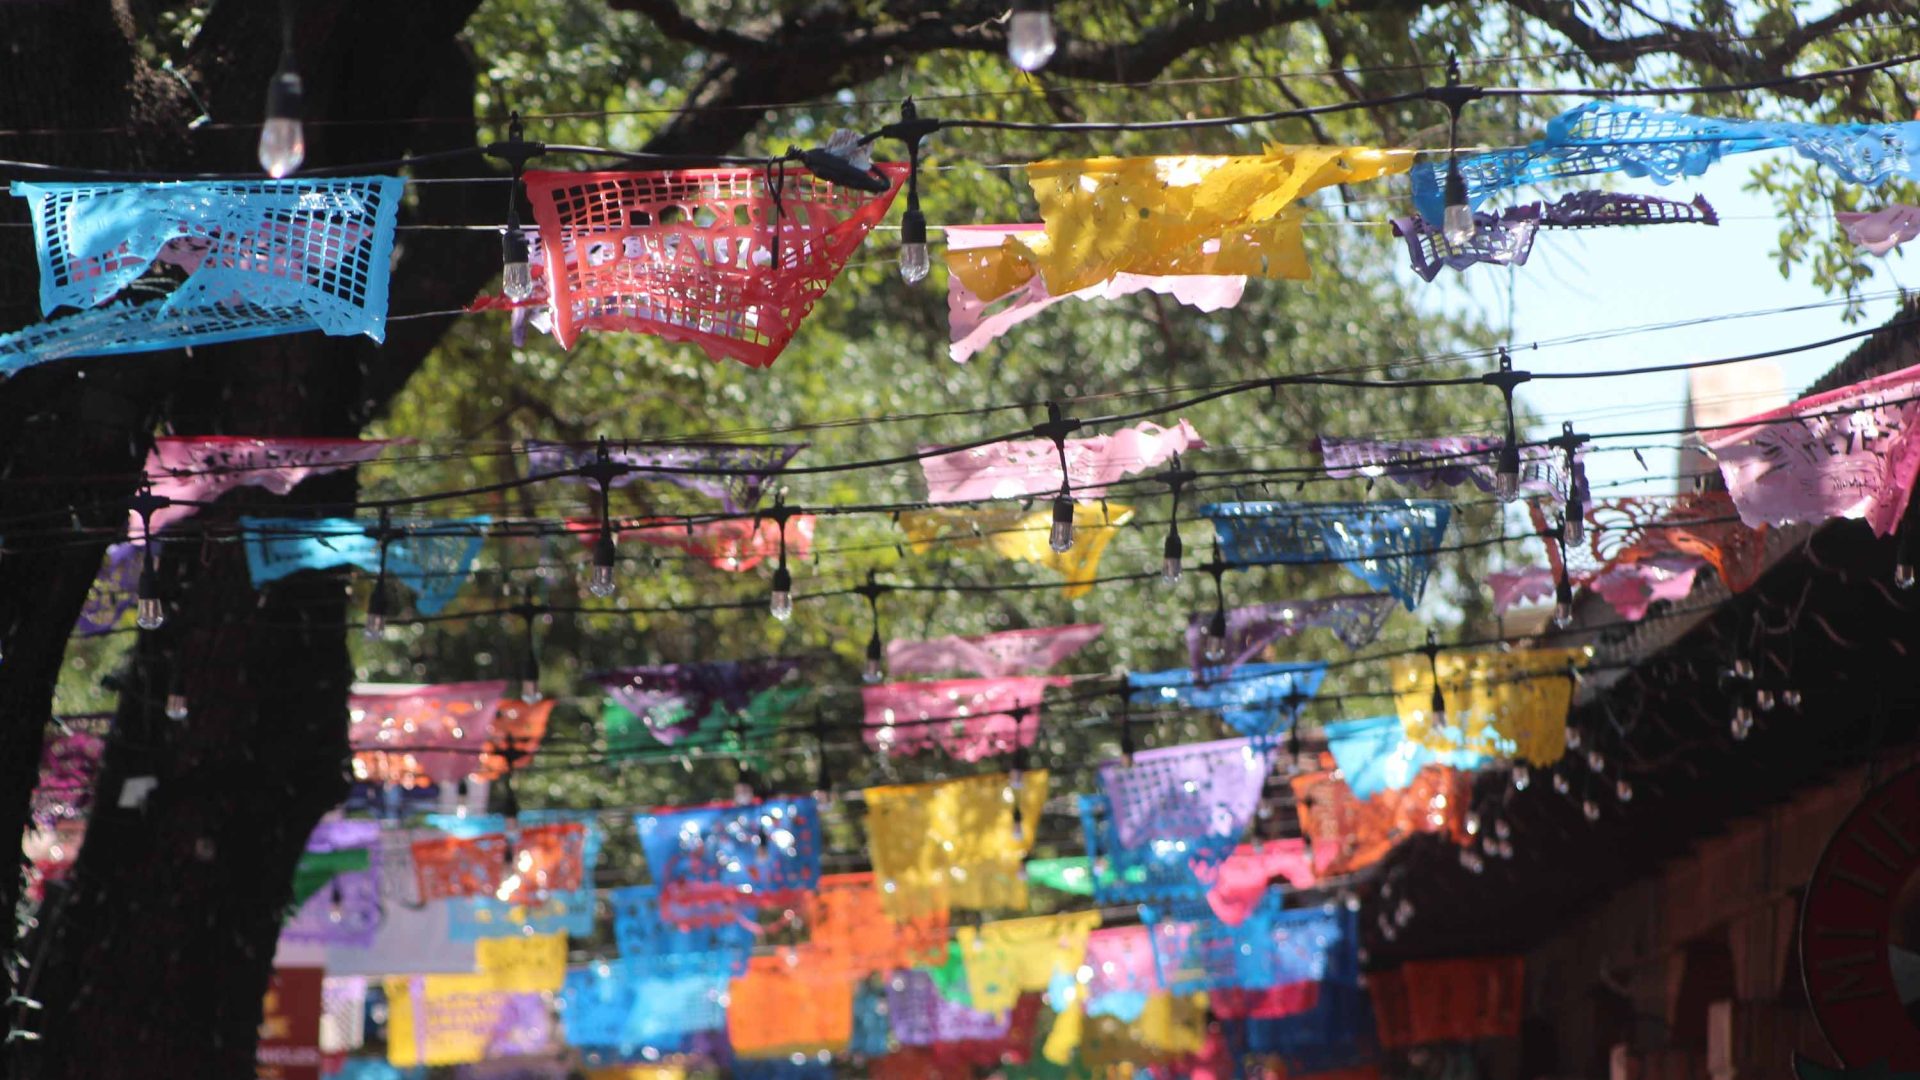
578 436 630 599
513 588 542 704
1551 771 1570 795
1430 57 1484 247
765 495 797 621
1512 764 1530 791
1483 349 1531 502
1007 0 1058 72
1730 704 1755 740
258 0 306 177
165 667 189 723
497 116 538 302
1202 544 1231 662
363 508 394 640
1615 777 1635 802
855 570 891 684
1031 401 1082 554
895 101 931 285
1048 490 1076 553
1117 690 1136 767
810 712 834 806
1159 456 1194 586
127 488 169 631
1422 629 1447 728
1551 423 1590 546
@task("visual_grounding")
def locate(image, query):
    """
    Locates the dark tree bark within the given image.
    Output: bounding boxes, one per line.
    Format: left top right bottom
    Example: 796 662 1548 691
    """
0 0 1899 1075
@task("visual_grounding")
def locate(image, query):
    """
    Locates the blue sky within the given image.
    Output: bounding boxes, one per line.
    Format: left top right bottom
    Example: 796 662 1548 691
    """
1406 152 1909 496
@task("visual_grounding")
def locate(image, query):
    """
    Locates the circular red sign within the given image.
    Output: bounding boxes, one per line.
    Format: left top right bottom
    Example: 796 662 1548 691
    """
1801 764 1920 1068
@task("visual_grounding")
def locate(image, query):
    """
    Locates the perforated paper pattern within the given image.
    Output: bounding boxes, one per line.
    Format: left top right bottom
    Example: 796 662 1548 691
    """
1185 597 1394 677
1127 663 1327 738
617 513 814 572
1098 738 1272 850
1079 791 1235 907
1144 895 1343 995
561 959 729 1053
919 419 1204 503
727 954 856 1057
1706 359 1920 536
525 440 803 513
242 516 489 616
1200 501 1451 611
1317 437 1569 499
1082 925 1162 1021
1410 101 1920 222
898 503 1135 599
955 911 1102 1014
141 436 396 535
608 884 754 976
863 771 1049 920
1839 204 1920 254
1290 764 1473 877
3 177 401 374
592 659 798 745
887 624 1104 679
861 675 1070 761
886 970 1014 1047
634 797 821 927
349 681 509 789
1391 648 1580 764
1321 715 1486 800
802 872 949 977
522 165 905 367
1586 491 1768 592
1190 841 1318 926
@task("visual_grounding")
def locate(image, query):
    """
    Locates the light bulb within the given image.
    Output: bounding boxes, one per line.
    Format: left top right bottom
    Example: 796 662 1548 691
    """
1202 609 1229 662
364 580 390 640
1007 0 1057 71
1615 778 1634 803
769 564 793 622
1494 443 1522 503
1010 806 1026 845
1428 687 1447 729
1553 599 1574 628
1048 495 1075 553
1161 529 1183 586
258 71 306 178
1565 727 1582 751
733 782 755 806
1512 764 1530 791
363 612 386 640
1782 689 1803 709
1564 507 1586 548
501 230 534 301
1898 563 1916 590
1494 818 1512 841
1756 688 1776 712
1731 657 1755 680
588 529 618 598
165 693 189 722
1463 810 1481 836
1441 158 1474 246
1586 749 1605 773
519 680 543 705
1582 799 1601 822
136 597 166 632
1459 849 1484 874
898 207 930 284
328 882 345 924
1551 772 1571 796
1731 707 1754 741
863 632 884 685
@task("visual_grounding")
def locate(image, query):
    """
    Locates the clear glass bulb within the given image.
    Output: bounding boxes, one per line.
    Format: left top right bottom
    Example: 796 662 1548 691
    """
1564 511 1585 548
770 589 793 622
1731 707 1754 741
1782 689 1803 709
1755 688 1776 712
1161 555 1182 586
1898 563 1916 590
1442 202 1476 247
1494 468 1520 503
1048 497 1075 553
1494 818 1512 841
258 117 306 179
1512 764 1530 791
1202 614 1228 663
520 681 543 705
1008 10 1057 71
588 564 617 599
898 242 930 284
165 693 189 722
1463 810 1481 836
502 260 535 301
1731 657 1754 680
136 597 166 631
1586 749 1605 773
863 655 884 685
1553 600 1574 628
1615 778 1634 803
363 612 386 640
1565 727 1582 751
1582 799 1601 822
1551 772 1570 795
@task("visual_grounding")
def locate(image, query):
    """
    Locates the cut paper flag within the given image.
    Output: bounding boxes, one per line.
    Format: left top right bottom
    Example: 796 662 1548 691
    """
920 419 1203 503
1321 715 1488 800
613 514 815 572
887 623 1103 678
1081 925 1164 1021
520 164 906 367
1391 191 1715 281
886 970 1015 1047
561 958 729 1055
592 659 798 745
863 770 1049 920
961 146 1415 298
635 796 822 927
348 681 510 788
800 872 950 978
2 177 404 375
474 933 568 993
861 675 1070 760
32 728 104 828
1583 492 1768 593
138 436 398 535
442 809 598 941
382 975 551 1068
1127 663 1327 737
1391 647 1582 765
411 821 587 905
726 955 855 1057
1410 100 1920 224
74 542 141 635
1370 956 1525 1048
1188 841 1319 927
242 515 489 615
1838 204 1920 255
524 440 803 513
1201 501 1451 610
1099 737 1271 850
289 846 371 907
1080 791 1239 907
1185 596 1396 676
944 224 1245 362
1142 893 1343 995
1316 436 1574 499
898 502 1135 599
282 867 381 949
1489 561 1700 622
1707 360 1920 536
954 910 1102 1013
608 884 755 975
1290 762 1475 877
